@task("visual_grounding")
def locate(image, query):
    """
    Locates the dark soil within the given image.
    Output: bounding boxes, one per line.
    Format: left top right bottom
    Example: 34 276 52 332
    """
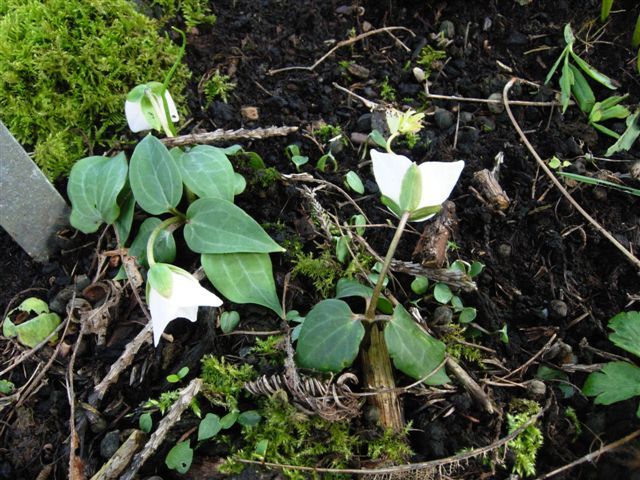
2 0 640 479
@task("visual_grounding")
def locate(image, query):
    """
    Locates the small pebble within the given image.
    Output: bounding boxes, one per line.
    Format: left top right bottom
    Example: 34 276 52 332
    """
356 113 372 132
434 108 455 130
459 111 474 124
487 92 504 114
432 306 453 326
329 138 344 155
549 299 568 319
100 430 121 459
497 243 512 258
439 20 455 39
524 379 546 398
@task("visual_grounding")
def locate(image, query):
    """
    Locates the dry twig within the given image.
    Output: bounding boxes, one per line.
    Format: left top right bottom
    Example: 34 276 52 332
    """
160 126 298 148
268 27 415 75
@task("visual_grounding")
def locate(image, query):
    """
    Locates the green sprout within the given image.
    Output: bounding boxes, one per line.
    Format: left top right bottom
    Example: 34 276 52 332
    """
380 77 397 102
416 45 447 78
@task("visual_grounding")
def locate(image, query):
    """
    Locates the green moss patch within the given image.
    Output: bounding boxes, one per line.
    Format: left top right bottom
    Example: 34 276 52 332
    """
0 0 190 179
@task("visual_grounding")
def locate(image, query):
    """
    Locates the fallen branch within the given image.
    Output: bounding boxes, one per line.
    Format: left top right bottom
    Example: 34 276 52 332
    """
446 357 496 415
160 126 298 148
503 78 640 270
120 379 202 480
536 429 640 479
90 430 146 480
269 27 415 75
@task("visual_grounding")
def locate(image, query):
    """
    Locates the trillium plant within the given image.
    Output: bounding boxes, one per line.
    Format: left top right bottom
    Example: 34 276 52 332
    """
294 109 465 407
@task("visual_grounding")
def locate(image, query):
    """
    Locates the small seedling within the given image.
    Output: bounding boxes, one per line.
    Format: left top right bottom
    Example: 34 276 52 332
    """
344 171 365 194
380 77 397 102
220 311 240 333
545 24 617 113
285 144 309 171
167 366 189 383
416 45 447 78
548 156 571 170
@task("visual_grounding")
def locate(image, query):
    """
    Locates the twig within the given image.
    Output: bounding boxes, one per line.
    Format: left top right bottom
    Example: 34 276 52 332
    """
536 429 640 479
90 430 146 480
268 27 415 75
333 83 380 109
446 357 496 415
91 322 152 403
160 126 298 148
67 325 85 480
237 401 548 475
496 333 557 381
503 78 640 270
426 91 568 108
120 379 202 480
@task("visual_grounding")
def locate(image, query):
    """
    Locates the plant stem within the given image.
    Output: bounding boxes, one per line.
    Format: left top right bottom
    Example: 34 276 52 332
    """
361 210 411 433
146 216 183 267
385 133 399 153
365 210 411 319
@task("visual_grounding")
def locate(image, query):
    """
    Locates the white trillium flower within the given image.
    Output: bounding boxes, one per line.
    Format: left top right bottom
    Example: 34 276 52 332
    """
371 150 464 222
148 265 222 346
125 88 179 133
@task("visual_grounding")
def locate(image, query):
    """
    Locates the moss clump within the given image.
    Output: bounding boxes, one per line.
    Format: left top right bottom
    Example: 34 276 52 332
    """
0 0 190 179
506 399 543 477
291 249 342 298
201 355 257 410
151 0 217 29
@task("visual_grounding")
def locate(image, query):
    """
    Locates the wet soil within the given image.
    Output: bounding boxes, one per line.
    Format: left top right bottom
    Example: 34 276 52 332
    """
1 0 640 479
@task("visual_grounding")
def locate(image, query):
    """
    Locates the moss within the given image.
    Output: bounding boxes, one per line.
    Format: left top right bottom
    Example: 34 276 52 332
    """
0 0 190 179
441 325 484 368
291 249 342 298
506 399 543 478
313 124 343 143
151 0 217 29
201 355 257 410
203 70 236 104
250 335 286 366
416 45 446 78
380 77 397 102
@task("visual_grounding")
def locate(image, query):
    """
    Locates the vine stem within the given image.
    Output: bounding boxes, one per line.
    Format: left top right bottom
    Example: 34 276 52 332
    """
146 216 183 267
365 210 411 320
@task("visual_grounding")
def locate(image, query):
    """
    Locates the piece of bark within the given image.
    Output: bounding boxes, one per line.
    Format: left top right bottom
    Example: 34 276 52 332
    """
473 169 510 211
89 430 146 480
412 201 458 268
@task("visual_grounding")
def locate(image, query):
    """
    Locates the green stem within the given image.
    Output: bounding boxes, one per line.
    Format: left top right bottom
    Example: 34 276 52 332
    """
146 216 183 267
160 27 187 138
385 133 399 153
365 210 411 319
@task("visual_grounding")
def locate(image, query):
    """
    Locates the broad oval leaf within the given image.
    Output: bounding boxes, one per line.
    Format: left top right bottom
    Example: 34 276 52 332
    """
185 198 284 254
202 253 283 317
583 361 640 405
198 413 222 441
220 311 241 333
399 163 422 212
68 152 128 233
178 146 235 201
384 304 449 385
165 441 193 474
295 299 364 372
129 135 182 215
114 190 135 245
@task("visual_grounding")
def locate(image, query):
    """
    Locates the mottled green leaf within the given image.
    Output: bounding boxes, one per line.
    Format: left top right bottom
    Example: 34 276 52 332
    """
198 413 222 440
177 145 235 201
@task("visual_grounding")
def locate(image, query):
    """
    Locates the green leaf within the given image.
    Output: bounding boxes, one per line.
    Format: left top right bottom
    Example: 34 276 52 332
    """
570 50 617 90
350 214 366 235
237 410 261 427
147 263 173 298
68 153 128 233
0 380 15 395
202 252 283 317
608 311 640 358
469 261 484 278
544 47 568 85
345 171 365 194
127 217 177 269
459 307 477 324
295 299 364 372
114 190 135 246
165 441 193 474
198 413 222 440
254 439 269 459
177 145 235 201
559 56 574 113
335 236 350 263
384 305 449 385
5 313 61 348
234 173 247 195
411 276 429 295
601 0 614 21
568 64 595 113
129 135 183 215
369 129 387 148
583 361 640 404
563 24 575 46
185 199 285 254
9 297 49 317
335 278 393 314
408 205 441 222
220 410 239 429
536 365 573 398
399 163 422 212
605 111 640 156
139 412 152 433
220 311 241 333
433 283 453 304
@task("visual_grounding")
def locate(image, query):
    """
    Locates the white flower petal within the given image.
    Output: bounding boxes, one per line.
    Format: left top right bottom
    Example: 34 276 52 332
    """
149 270 223 346
371 150 412 207
164 90 179 122
125 100 150 133
418 160 465 210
